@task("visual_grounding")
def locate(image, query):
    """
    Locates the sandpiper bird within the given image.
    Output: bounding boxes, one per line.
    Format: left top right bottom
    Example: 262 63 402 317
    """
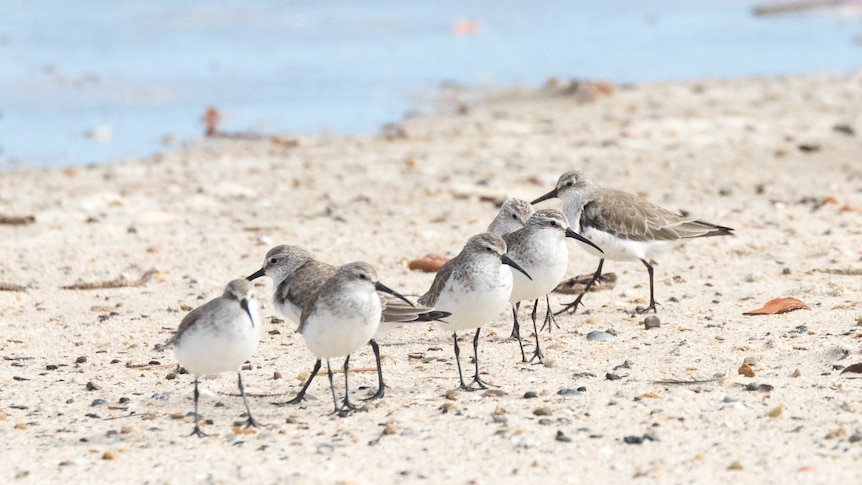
298 262 413 414
170 279 262 437
418 233 532 390
247 245 447 402
503 209 603 362
532 170 734 313
487 197 536 236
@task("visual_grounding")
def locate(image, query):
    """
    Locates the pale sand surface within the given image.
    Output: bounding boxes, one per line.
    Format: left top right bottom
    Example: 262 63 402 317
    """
1 74 861 484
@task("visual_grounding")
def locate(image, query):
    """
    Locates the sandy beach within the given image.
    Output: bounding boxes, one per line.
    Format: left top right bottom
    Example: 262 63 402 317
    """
2 73 861 484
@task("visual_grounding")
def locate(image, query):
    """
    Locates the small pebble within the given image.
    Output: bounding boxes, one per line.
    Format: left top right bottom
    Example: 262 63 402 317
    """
492 414 508 424
537 418 552 426
482 389 507 398
744 383 774 392
738 363 755 378
586 331 615 341
76 356 88 364
577 386 587 392
623 435 643 445
533 407 552 416
523 391 538 399
613 360 632 370
273 371 283 380
643 316 661 329
767 403 785 418
86 381 102 391
45 364 58 370
118 397 130 404
728 460 743 470
557 388 583 396
848 432 862 443
91 399 108 407
102 451 116 460
151 393 171 401
606 373 622 381
555 430 572 443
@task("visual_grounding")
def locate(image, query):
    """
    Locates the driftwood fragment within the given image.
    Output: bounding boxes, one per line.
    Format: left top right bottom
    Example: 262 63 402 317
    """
0 283 28 292
0 214 35 226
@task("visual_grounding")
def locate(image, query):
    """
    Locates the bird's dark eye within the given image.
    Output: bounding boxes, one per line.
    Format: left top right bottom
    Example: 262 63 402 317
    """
511 213 517 219
566 180 573 187
269 258 277 264
485 246 493 252
359 273 367 280
550 221 558 227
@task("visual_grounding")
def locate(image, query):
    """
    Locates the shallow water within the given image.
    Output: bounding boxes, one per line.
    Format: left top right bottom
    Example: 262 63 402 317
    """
0 0 860 169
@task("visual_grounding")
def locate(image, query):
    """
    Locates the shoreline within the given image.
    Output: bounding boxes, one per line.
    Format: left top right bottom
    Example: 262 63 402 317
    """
1 73 861 483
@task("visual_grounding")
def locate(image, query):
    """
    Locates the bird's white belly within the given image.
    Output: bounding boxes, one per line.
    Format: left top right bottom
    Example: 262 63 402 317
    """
274 297 302 326
174 323 260 376
580 227 676 262
509 240 568 303
303 306 380 359
434 269 512 332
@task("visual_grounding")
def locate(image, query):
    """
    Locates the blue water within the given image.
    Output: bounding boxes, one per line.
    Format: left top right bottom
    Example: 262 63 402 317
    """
1 0 860 169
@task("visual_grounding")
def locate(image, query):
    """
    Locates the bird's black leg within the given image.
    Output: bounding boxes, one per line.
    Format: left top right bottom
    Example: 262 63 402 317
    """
326 358 339 414
467 327 490 390
277 359 321 406
190 377 207 437
540 294 559 332
529 299 545 364
639 258 658 313
555 259 604 316
511 303 526 362
364 340 386 401
454 332 469 390
340 354 358 412
237 371 261 428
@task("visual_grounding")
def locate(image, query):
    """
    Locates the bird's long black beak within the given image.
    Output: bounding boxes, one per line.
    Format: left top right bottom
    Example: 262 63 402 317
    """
565 227 603 253
501 254 532 280
240 298 255 328
531 188 558 205
246 268 266 281
375 282 415 307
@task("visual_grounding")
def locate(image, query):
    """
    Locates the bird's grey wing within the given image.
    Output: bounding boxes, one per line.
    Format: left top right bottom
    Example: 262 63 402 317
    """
417 254 458 308
287 261 337 310
675 219 734 238
381 296 450 323
585 190 693 242
169 302 209 346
